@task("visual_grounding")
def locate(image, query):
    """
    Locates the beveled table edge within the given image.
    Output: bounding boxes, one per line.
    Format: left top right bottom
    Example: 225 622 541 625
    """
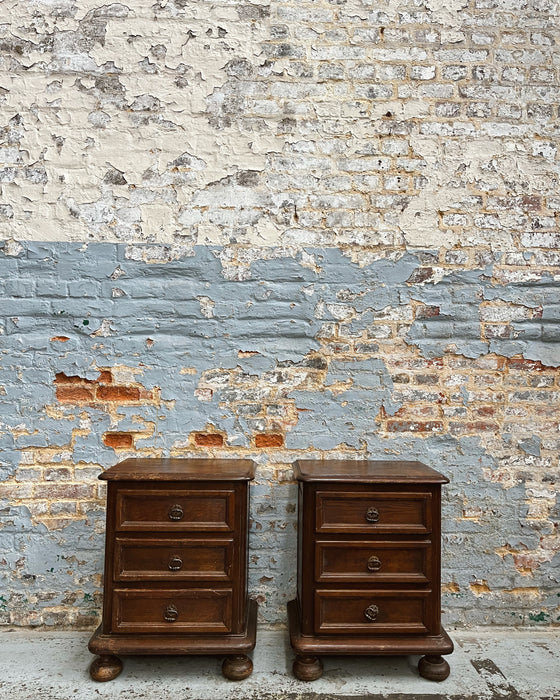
293 460 449 484
99 458 257 482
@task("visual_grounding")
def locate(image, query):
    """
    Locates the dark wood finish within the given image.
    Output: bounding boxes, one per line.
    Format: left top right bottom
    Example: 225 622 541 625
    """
293 654 323 681
316 491 432 534
89 599 258 655
315 540 431 584
294 460 449 483
88 458 257 681
288 460 452 681
100 458 256 481
314 589 432 635
222 654 254 680
288 600 453 655
114 537 233 581
116 488 236 532
88 654 122 682
419 654 451 682
112 588 233 634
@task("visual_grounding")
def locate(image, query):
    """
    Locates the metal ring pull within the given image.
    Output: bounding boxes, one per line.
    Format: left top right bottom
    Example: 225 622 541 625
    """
365 507 379 523
164 604 179 622
168 555 183 571
367 555 382 572
364 604 379 622
168 504 184 521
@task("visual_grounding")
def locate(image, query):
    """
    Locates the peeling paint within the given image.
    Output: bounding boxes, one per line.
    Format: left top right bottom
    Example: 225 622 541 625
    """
1 0 560 630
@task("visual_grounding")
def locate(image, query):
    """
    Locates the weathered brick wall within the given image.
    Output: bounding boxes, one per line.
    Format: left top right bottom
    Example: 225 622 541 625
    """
0 0 559 628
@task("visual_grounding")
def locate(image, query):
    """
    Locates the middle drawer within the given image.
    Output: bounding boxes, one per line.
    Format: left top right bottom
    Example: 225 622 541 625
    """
114 537 234 582
315 540 431 584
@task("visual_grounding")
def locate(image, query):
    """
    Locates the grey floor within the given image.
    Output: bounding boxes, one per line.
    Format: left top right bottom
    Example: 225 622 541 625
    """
0 626 558 700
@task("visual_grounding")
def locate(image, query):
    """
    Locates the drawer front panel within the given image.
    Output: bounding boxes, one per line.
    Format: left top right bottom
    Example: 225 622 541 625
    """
316 491 431 534
116 489 235 532
114 537 234 582
112 589 233 634
316 540 431 584
315 590 431 635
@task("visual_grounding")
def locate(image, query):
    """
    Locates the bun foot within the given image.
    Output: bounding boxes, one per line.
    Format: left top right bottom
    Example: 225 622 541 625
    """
418 654 450 682
89 654 123 682
222 654 253 680
293 654 323 681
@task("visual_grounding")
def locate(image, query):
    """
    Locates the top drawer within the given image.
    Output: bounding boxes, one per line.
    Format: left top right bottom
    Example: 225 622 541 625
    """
316 491 432 535
115 489 236 532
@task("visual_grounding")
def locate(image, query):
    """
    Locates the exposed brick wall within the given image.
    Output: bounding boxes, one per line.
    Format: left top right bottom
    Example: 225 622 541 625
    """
0 244 559 628
0 0 559 629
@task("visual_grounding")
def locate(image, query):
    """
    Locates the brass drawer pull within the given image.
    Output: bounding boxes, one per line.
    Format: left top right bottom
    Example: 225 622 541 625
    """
364 604 379 622
168 504 184 521
367 555 382 572
168 555 183 571
365 507 379 523
164 604 179 622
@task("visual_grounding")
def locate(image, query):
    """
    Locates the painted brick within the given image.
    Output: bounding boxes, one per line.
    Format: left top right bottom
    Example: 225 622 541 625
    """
0 0 560 632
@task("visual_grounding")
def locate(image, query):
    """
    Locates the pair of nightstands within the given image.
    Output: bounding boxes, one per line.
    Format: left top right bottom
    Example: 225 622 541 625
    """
88 458 452 683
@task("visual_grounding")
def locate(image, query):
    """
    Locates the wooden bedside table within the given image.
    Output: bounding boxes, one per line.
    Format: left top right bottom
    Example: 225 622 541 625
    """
288 459 453 682
88 458 257 681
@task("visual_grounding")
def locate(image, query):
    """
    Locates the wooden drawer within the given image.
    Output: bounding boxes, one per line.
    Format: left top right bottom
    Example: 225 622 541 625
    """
316 491 431 535
112 588 233 634
315 540 431 584
314 589 431 635
115 489 235 532
114 537 234 582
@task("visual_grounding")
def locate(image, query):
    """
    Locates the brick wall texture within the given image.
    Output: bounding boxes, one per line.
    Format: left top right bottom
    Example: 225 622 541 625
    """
0 0 559 629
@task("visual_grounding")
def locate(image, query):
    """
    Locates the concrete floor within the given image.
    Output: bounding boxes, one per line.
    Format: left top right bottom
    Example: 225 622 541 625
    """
0 627 558 700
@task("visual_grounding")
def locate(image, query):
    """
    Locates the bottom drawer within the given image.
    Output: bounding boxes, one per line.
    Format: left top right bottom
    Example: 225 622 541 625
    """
315 589 432 635
112 588 232 634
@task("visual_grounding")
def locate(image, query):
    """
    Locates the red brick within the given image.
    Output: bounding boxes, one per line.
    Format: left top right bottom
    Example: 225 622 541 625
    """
56 386 95 403
416 305 440 319
32 484 95 499
473 406 496 417
255 434 284 448
103 432 134 449
508 357 554 371
407 267 436 284
386 421 443 433
97 370 113 384
54 372 94 385
97 386 140 402
194 433 224 447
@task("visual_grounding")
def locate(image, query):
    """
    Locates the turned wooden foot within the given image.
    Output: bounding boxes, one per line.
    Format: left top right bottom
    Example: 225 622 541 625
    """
222 654 253 680
89 654 123 682
418 654 450 682
293 654 323 681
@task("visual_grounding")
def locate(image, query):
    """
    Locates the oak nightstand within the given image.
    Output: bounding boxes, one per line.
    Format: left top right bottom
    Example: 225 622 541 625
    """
288 459 453 682
88 458 257 681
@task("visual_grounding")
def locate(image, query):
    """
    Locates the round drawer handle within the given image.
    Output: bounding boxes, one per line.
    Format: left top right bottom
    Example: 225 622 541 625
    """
168 504 184 521
364 604 379 622
164 604 179 622
365 507 379 523
367 555 382 572
168 555 183 571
